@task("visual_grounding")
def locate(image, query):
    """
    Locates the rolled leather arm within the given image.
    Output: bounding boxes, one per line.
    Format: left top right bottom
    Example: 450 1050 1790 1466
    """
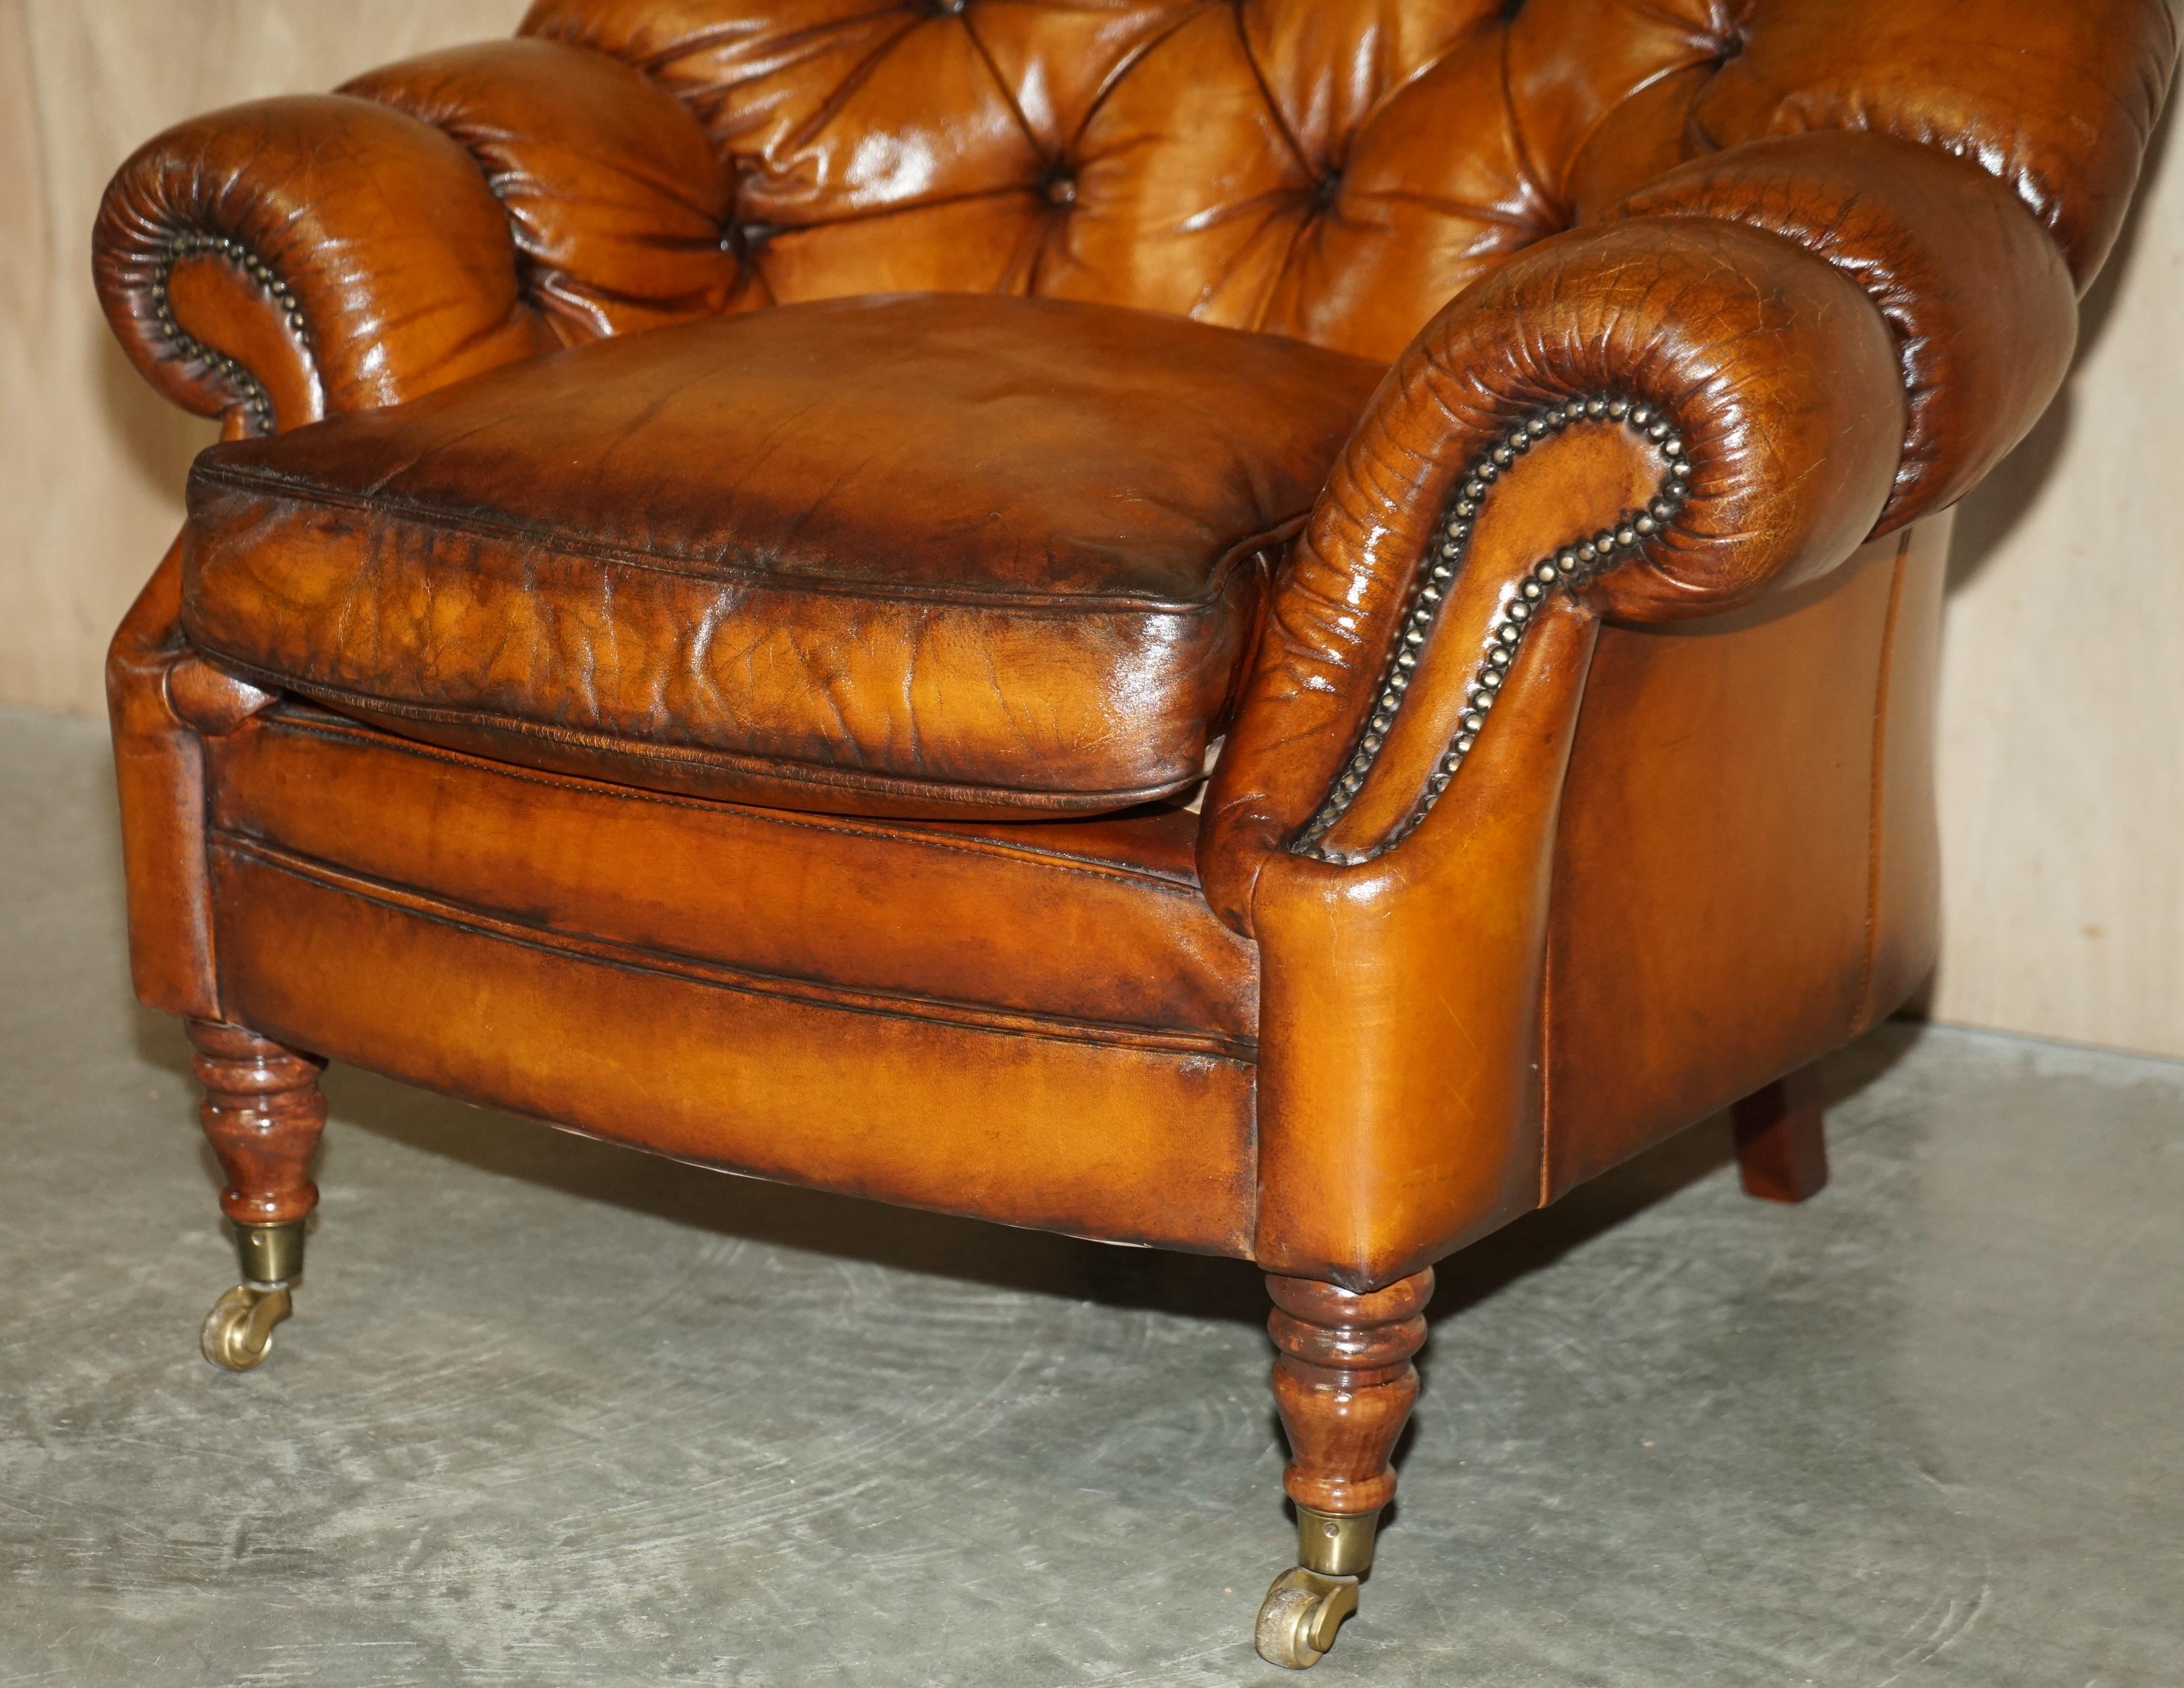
338 39 744 344
1615 132 2079 533
94 94 553 433
1199 215 1904 931
93 40 742 434
1213 216 1906 1287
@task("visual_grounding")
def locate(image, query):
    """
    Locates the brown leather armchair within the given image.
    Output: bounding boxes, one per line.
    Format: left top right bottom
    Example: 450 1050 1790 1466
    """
93 0 2175 1668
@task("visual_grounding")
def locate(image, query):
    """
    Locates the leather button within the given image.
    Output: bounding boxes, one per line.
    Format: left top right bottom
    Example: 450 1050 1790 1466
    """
1043 167 1077 208
720 221 775 258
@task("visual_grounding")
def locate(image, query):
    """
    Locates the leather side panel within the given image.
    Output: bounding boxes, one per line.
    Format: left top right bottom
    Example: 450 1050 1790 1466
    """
210 842 1257 1257
1251 601 1599 1290
1543 528 1918 1196
105 543 219 1019
1858 511 1952 1028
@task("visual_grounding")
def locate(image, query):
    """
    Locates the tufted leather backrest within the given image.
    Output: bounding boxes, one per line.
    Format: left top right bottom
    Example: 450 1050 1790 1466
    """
518 0 2179 363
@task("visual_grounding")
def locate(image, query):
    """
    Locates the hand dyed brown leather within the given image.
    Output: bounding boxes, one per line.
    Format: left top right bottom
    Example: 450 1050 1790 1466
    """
91 0 2178 1669
180 294 1384 815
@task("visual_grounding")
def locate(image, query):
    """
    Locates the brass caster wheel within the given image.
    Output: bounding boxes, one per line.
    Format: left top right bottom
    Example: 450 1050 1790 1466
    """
1255 1566 1360 1670
200 1283 292 1372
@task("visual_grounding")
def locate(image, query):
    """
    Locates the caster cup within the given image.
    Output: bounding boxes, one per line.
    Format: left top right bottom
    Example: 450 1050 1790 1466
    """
1255 1505 1380 1667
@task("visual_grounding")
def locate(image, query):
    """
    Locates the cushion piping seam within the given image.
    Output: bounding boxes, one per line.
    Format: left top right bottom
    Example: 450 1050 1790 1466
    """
246 704 1219 896
189 463 1309 616
206 659 1206 811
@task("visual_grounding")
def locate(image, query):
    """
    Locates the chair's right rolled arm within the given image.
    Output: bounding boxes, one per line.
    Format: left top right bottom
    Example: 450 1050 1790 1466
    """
1201 124 2091 936
1210 144 2097 1286
1199 216 1911 934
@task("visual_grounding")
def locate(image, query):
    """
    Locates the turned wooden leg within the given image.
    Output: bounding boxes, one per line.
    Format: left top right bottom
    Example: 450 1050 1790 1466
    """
1731 1061 1828 1204
187 1018 328 1370
1255 1267 1433 1669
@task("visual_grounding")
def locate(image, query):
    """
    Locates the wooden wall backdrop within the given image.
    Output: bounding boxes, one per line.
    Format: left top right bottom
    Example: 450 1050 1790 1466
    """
1929 103 2184 1065
0 0 529 706
4 1 2181 1061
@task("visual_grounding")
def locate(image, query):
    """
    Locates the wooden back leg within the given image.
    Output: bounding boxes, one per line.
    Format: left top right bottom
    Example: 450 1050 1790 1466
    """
1731 1061 1829 1203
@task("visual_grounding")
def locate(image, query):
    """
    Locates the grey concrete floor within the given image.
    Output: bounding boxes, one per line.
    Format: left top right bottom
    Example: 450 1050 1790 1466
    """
1 704 2179 1687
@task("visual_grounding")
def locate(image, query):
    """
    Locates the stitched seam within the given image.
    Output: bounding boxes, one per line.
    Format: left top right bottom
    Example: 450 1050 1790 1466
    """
1497 18 1562 219
1850 528 1917 1036
189 463 1289 617
960 5 1044 169
187 673 225 1021
1228 2 1314 179
214 664 1201 811
1552 51 1723 196
1538 936 1554 1207
217 832 1256 1062
251 704 1212 895
1070 3 1209 148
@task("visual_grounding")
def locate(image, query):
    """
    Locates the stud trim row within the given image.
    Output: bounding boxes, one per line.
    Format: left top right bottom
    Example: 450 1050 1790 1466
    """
1292 395 1690 863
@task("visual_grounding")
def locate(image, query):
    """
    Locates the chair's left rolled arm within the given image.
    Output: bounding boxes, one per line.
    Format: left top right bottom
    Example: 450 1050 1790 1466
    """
93 93 554 436
92 39 743 437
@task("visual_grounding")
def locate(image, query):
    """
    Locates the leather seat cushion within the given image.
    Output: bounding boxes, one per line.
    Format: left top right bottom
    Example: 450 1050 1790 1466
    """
179 292 1385 817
